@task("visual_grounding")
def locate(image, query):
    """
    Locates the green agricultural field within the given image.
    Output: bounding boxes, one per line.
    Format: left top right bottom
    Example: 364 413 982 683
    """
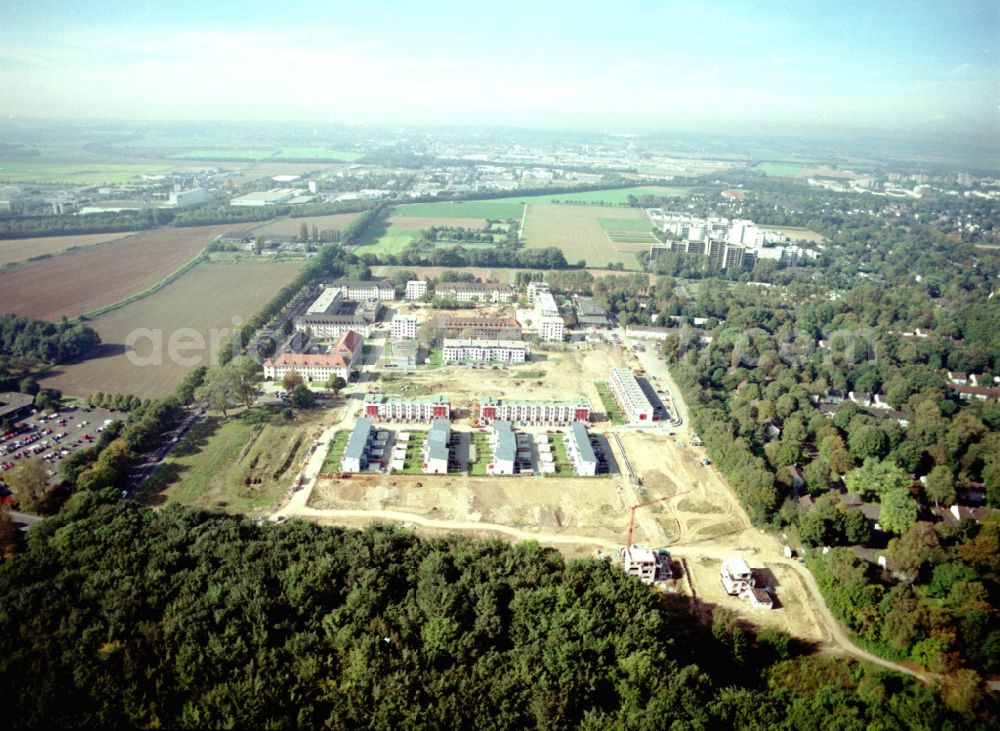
524 187 689 204
170 149 278 161
355 227 422 254
140 409 321 513
0 163 174 185
521 204 649 269
597 217 653 232
273 147 362 161
752 162 805 177
393 200 526 220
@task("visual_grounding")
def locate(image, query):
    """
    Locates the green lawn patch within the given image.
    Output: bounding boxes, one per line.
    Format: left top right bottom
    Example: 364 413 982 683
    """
170 149 278 161
597 217 653 232
594 382 625 426
355 227 421 255
469 432 492 476
141 409 318 513
546 434 575 477
321 431 351 473
394 201 526 220
752 162 805 178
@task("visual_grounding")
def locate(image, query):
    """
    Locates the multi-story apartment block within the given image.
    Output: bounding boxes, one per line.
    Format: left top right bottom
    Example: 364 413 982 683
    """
390 313 417 340
442 338 527 363
478 397 590 426
437 316 522 340
435 282 515 303
294 315 370 339
405 279 428 301
363 394 450 422
609 367 655 423
327 279 396 301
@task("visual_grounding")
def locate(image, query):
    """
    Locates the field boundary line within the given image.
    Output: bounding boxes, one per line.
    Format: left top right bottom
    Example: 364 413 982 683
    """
0 230 145 273
80 247 209 320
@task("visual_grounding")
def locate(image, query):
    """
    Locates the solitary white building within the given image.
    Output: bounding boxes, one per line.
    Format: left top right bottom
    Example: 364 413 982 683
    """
423 419 451 474
721 556 755 596
390 314 417 340
566 421 598 476
405 280 428 301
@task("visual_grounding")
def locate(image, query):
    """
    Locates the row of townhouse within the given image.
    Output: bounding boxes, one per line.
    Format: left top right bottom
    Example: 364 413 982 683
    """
479 397 590 426
363 393 451 421
565 421 598 476
423 419 451 474
609 367 655 423
442 338 528 363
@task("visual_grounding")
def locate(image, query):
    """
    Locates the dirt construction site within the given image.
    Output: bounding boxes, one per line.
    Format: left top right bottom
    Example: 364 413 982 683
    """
290 335 833 648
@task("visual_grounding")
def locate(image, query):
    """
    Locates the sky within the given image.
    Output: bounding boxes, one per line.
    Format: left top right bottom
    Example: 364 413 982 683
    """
0 0 997 143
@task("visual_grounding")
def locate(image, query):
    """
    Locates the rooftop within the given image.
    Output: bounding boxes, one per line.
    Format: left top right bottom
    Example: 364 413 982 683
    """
344 418 373 460
570 421 597 464
364 393 449 406
493 420 516 463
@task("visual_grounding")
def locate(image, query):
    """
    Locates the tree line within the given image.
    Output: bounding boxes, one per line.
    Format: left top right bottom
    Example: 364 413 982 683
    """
0 500 986 727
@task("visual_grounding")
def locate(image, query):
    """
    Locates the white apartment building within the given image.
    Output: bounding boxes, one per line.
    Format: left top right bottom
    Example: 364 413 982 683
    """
405 279 428 301
295 315 370 339
479 397 591 426
609 368 655 423
435 282 515 303
442 338 527 363
423 419 451 474
533 289 565 343
566 421 598 476
489 421 517 476
363 394 450 422
328 279 396 301
390 314 417 340
262 353 352 381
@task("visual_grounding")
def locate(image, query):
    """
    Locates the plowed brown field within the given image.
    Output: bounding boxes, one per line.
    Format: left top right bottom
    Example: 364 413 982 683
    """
0 224 236 320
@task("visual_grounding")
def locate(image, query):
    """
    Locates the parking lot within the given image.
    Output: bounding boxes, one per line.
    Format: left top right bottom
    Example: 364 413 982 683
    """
0 404 124 487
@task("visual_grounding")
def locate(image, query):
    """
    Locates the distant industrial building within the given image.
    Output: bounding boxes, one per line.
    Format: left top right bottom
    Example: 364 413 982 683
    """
229 188 299 207
423 419 451 474
341 418 374 473
167 187 206 207
442 338 527 364
479 397 590 426
363 394 450 422
566 422 597 476
609 368 655 423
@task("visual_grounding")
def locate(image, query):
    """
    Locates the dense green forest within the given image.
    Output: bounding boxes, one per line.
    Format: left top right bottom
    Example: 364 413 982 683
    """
0 313 101 364
0 496 988 728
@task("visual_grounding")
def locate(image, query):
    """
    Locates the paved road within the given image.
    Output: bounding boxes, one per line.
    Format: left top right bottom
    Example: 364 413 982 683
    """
127 410 201 492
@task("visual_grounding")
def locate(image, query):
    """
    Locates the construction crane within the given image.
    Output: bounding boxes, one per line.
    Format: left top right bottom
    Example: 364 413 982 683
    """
626 496 670 547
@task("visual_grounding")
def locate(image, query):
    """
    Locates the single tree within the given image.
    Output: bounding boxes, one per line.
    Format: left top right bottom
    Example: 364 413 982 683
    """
9 459 49 513
291 384 316 408
227 356 261 408
299 223 309 242
325 375 347 396
924 464 956 507
283 370 304 393
196 367 241 417
880 487 918 535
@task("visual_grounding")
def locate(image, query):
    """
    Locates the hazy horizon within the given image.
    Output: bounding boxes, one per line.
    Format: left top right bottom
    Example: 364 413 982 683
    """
1 1 998 147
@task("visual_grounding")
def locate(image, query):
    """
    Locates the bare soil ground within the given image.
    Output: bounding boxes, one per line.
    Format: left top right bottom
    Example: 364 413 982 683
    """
0 223 236 320
41 261 300 398
252 213 362 236
0 231 137 268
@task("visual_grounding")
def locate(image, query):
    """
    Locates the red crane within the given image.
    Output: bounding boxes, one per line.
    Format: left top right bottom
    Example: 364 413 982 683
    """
626 496 670 547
